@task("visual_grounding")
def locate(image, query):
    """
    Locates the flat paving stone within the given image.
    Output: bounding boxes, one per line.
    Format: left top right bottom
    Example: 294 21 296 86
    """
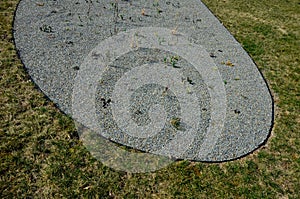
13 0 273 162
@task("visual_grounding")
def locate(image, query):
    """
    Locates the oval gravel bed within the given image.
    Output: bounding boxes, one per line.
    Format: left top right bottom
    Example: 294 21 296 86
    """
13 0 274 163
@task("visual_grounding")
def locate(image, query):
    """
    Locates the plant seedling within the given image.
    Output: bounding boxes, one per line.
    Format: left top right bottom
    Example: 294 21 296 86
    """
187 77 195 85
170 117 181 130
225 60 234 67
163 55 180 68
170 56 180 68
40 25 53 33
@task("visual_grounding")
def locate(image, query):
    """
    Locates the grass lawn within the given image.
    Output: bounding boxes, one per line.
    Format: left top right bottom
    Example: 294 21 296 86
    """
1 0 299 198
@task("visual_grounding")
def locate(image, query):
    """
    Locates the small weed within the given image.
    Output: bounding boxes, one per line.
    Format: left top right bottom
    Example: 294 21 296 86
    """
162 87 169 96
100 98 112 108
141 8 146 16
40 25 53 33
187 77 195 85
171 26 178 35
164 55 180 68
158 36 166 45
153 1 159 7
225 60 234 67
156 8 163 14
170 117 181 130
210 52 217 58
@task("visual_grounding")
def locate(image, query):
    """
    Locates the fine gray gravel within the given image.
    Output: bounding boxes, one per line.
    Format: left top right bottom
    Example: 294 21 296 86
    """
14 0 273 162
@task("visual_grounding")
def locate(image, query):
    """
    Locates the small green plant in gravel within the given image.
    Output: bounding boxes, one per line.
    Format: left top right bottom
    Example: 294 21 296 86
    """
170 117 181 130
164 55 180 68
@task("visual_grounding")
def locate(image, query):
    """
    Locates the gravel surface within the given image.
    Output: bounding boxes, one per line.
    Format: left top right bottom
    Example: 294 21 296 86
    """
13 0 273 161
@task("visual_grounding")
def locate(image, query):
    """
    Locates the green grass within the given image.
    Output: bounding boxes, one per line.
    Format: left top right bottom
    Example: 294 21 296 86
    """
1 0 299 198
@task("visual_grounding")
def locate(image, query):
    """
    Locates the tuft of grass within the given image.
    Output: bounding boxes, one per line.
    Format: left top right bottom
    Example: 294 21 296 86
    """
0 0 299 198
